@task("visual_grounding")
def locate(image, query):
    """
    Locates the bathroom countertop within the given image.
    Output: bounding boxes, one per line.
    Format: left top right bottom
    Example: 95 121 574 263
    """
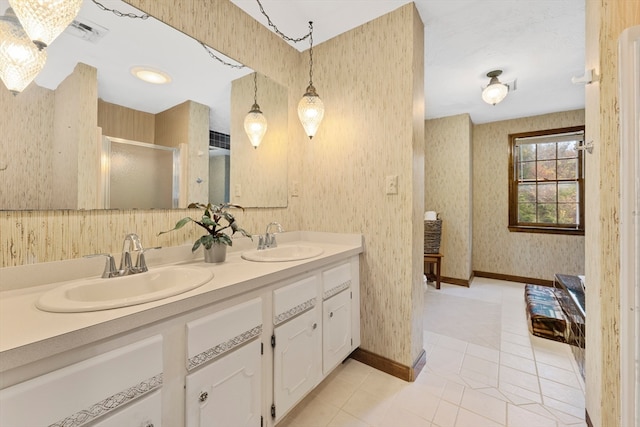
0 231 363 372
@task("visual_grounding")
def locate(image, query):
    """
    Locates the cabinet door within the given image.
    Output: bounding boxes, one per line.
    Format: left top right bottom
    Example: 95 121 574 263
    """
323 289 352 374
273 307 321 421
185 339 261 427
0 336 162 427
92 390 161 427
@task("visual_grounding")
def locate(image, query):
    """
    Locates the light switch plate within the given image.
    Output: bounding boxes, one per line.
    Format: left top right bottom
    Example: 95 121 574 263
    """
385 175 398 195
234 184 242 197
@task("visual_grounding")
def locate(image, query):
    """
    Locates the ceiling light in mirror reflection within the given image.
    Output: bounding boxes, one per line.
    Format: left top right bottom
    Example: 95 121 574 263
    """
131 66 171 85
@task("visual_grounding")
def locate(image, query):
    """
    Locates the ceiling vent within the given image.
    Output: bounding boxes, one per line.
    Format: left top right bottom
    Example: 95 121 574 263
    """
66 19 109 43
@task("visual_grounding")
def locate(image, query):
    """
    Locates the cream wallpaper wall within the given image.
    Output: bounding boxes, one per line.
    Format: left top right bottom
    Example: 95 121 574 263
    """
472 110 585 281
584 2 639 425
425 114 473 282
1 82 54 210
296 4 425 366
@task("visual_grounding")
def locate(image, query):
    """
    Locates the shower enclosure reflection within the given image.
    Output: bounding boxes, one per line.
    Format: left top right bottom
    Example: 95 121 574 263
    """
101 137 180 209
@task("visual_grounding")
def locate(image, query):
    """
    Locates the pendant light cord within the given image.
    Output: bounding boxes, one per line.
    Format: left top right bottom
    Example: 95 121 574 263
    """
200 42 246 69
253 72 258 104
255 0 311 43
307 21 314 87
91 0 149 19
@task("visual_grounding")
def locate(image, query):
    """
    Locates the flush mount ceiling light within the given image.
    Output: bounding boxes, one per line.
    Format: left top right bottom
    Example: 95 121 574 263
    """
297 21 325 139
0 7 47 95
9 0 83 50
131 66 171 84
482 69 509 105
244 72 268 149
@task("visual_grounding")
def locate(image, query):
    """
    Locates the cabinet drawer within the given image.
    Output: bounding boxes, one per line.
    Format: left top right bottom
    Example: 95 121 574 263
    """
273 275 318 326
322 262 352 300
186 297 262 371
0 335 163 427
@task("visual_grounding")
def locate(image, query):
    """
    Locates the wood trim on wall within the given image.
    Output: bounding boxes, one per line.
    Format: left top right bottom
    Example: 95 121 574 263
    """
349 348 426 382
441 276 471 287
474 271 554 287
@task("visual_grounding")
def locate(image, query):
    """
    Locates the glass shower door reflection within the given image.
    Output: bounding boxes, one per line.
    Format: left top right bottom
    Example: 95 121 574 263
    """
101 137 180 209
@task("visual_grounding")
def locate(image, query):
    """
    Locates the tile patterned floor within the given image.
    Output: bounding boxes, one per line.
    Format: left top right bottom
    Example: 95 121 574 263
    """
278 277 586 427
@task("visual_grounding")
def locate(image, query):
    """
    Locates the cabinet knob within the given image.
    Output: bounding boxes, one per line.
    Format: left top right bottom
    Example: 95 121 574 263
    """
199 391 209 402
329 312 334 318
312 322 317 330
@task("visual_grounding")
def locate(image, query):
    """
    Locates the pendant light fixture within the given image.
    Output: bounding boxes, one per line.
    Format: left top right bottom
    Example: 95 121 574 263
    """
8 0 83 50
297 21 324 139
244 72 267 149
481 69 509 105
0 7 47 94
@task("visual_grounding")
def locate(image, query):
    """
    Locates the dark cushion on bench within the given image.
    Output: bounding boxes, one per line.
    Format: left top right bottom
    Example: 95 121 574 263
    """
525 284 568 343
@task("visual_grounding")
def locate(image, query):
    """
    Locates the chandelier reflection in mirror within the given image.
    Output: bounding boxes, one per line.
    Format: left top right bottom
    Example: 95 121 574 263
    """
0 7 46 94
244 72 268 148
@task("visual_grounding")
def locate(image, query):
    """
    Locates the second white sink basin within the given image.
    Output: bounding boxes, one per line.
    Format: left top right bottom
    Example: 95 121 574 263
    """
241 245 324 262
36 266 213 313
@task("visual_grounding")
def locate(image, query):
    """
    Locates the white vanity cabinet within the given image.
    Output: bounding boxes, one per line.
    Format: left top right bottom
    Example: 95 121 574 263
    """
322 262 353 374
0 236 362 427
185 297 263 427
0 335 163 427
272 275 322 422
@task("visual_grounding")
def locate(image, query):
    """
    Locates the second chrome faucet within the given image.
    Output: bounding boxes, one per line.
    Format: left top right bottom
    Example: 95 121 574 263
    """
257 222 284 250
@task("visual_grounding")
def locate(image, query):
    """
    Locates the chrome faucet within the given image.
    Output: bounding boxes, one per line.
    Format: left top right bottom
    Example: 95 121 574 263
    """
85 234 160 278
120 233 144 274
258 222 284 250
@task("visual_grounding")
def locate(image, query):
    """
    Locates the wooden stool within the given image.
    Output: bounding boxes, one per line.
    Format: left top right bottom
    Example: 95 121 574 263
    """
423 253 443 289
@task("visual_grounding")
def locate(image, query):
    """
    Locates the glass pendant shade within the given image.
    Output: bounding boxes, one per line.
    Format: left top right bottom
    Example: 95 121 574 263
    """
0 8 47 94
297 84 325 139
244 103 267 148
481 70 509 105
9 0 83 49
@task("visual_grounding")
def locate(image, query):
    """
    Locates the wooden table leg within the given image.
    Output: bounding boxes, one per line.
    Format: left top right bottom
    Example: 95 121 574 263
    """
435 256 441 290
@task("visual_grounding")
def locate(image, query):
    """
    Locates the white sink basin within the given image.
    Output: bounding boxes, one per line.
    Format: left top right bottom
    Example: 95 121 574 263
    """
241 245 324 262
36 266 213 313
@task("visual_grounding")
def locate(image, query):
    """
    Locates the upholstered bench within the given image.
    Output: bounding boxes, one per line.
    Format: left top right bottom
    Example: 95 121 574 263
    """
524 284 569 343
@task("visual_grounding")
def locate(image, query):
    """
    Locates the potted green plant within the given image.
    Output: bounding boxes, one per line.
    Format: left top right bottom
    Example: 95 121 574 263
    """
159 202 251 263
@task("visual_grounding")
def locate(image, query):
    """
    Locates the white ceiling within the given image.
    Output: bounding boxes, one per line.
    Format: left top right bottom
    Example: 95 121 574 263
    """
4 0 586 129
232 0 586 124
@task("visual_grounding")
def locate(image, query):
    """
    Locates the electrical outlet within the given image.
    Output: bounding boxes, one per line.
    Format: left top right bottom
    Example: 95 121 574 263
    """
292 181 299 197
234 184 242 197
385 175 398 195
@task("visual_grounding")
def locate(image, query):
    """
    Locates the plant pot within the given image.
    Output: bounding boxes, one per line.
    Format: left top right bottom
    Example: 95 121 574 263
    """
204 243 227 263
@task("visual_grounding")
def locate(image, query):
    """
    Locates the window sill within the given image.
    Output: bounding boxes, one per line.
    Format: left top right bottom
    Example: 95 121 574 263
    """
508 226 585 236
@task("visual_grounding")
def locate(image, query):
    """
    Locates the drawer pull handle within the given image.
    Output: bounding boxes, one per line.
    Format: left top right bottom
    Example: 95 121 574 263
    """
199 391 209 402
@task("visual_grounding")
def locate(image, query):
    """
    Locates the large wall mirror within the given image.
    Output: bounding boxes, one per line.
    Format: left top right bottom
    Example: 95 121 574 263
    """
0 0 289 210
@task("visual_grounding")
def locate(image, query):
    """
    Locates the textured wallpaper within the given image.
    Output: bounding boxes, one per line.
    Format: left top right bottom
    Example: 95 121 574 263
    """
472 110 585 281
296 4 425 366
425 114 473 282
583 2 640 425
